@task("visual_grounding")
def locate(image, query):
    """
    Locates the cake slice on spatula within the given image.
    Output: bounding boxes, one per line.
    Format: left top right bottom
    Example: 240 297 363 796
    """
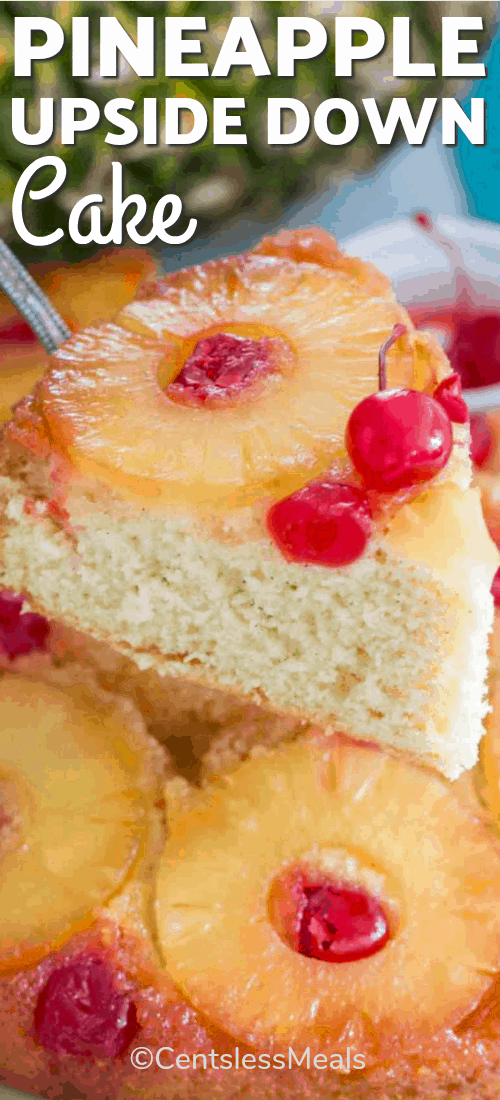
0 228 497 779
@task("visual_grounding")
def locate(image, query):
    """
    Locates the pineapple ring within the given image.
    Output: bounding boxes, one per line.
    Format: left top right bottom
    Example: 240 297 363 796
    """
0 674 158 972
31 250 443 509
157 737 500 1050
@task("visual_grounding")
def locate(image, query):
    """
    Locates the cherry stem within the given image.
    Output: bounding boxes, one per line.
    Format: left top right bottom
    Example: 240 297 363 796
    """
378 323 407 391
412 211 470 304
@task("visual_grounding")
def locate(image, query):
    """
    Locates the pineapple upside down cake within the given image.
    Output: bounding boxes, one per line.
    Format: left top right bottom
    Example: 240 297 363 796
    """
0 228 497 779
1 229 500 1099
2 671 500 1098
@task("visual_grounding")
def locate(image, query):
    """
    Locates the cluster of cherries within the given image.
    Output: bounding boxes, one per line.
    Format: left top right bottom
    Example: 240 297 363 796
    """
268 325 469 568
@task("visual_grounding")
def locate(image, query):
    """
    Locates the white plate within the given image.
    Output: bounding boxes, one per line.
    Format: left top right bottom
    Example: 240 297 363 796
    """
342 213 500 308
342 214 500 412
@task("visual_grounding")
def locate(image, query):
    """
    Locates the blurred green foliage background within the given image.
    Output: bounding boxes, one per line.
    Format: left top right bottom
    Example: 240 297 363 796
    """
0 1 492 263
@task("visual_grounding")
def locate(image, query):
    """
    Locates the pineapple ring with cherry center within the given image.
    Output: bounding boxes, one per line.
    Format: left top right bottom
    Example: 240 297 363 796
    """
0 674 158 972
157 736 500 1050
21 235 447 509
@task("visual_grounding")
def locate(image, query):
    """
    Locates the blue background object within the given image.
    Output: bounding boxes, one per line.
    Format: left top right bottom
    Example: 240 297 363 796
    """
454 26 500 222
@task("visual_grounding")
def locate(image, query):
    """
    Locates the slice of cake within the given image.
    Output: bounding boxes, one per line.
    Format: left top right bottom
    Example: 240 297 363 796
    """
0 228 497 779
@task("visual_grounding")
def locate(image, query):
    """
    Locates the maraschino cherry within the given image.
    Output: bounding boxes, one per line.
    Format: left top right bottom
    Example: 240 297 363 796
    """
411 212 500 392
470 414 493 468
346 324 453 492
0 590 49 659
168 332 275 405
491 566 500 608
34 954 139 1058
433 373 469 425
295 877 389 963
0 316 39 345
267 480 372 567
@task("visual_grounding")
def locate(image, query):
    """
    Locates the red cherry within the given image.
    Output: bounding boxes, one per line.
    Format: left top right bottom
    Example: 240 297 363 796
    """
410 305 500 391
267 481 372 567
414 211 432 230
410 213 500 391
470 414 493 468
491 567 500 608
34 954 139 1057
0 316 38 345
295 878 389 963
167 332 275 405
433 373 469 424
0 590 49 660
346 389 453 493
